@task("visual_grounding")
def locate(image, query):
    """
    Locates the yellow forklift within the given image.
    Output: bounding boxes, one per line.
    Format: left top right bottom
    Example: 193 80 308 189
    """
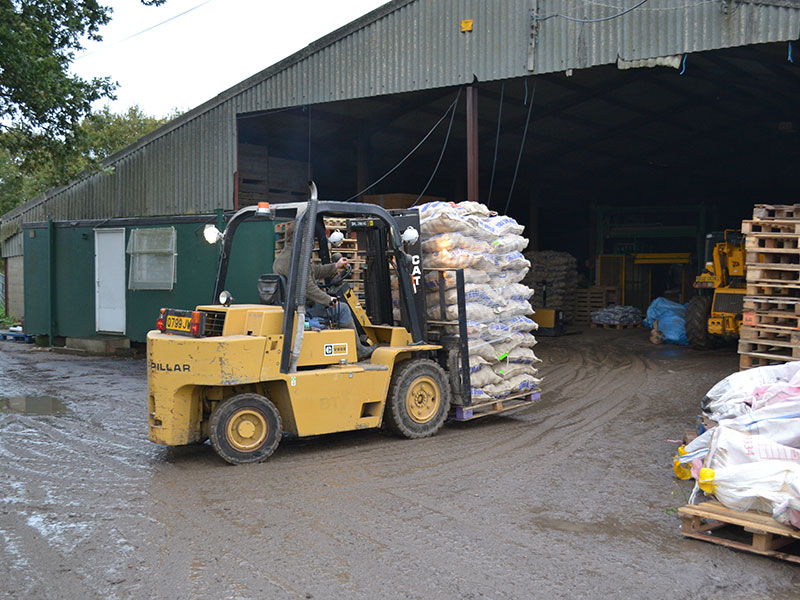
685 230 746 349
147 194 539 464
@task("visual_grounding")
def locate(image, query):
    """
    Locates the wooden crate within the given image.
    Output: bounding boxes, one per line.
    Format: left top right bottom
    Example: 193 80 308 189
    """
572 287 619 324
237 144 309 206
678 500 800 564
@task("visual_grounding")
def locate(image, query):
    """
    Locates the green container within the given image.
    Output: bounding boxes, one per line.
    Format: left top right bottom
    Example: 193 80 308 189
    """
23 215 276 343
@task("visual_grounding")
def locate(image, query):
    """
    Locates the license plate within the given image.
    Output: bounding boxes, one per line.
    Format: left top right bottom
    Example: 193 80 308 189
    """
165 314 191 333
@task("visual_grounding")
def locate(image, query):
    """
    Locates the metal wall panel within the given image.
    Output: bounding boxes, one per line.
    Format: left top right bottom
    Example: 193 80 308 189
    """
530 0 800 74
3 0 799 257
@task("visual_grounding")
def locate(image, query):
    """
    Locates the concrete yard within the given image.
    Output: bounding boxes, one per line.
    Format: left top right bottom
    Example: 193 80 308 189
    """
1 328 798 599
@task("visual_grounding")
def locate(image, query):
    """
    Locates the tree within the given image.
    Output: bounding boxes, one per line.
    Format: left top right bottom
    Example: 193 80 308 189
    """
0 104 177 215
0 0 165 140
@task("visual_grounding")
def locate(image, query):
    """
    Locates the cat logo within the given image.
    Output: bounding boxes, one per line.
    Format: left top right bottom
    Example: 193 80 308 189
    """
323 343 348 356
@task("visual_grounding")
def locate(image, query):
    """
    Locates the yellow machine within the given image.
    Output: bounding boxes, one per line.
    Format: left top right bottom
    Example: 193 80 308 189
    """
147 197 540 464
686 230 746 349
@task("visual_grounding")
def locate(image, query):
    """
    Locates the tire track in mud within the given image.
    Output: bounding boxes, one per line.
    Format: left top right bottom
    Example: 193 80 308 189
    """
2 334 800 599
0 348 159 599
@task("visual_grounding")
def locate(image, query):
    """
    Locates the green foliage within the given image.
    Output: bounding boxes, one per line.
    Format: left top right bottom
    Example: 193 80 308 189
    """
0 307 15 328
0 0 167 139
0 1 115 138
0 104 179 215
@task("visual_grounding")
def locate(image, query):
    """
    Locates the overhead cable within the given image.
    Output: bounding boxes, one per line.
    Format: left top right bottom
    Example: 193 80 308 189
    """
345 88 463 202
75 0 215 61
504 79 536 216
411 87 462 207
534 0 649 23
486 81 505 208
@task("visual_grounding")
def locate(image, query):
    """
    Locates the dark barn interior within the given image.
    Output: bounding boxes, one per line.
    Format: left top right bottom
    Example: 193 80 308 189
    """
236 41 798 305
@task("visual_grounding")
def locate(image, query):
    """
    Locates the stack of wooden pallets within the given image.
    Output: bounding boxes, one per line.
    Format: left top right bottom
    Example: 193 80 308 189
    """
572 286 621 324
740 204 800 369
274 218 365 300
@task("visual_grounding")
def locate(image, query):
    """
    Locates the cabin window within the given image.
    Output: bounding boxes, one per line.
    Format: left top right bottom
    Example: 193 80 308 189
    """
126 227 177 290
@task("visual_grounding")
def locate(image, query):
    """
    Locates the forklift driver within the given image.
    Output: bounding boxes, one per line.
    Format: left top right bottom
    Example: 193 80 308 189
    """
273 222 374 360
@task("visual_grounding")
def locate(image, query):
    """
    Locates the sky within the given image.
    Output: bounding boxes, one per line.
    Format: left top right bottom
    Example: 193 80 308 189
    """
70 0 388 118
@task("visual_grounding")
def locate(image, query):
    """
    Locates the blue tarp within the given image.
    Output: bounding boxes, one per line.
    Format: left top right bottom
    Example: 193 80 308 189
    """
645 297 688 346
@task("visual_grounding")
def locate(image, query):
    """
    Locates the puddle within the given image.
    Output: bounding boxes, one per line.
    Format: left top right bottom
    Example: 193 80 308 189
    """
0 396 69 415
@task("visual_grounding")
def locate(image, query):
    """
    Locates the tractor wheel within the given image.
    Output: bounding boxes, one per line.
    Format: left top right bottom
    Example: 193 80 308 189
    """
686 295 713 350
209 393 282 465
384 358 451 439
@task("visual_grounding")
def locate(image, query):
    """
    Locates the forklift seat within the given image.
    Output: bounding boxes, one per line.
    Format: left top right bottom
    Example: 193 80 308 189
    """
257 274 287 306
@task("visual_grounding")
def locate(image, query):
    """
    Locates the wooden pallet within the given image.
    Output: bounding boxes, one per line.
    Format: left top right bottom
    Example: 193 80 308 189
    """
738 338 800 369
740 353 797 369
746 282 800 297
572 287 617 324
739 334 800 352
742 312 800 331
678 501 800 564
745 234 800 252
746 252 800 268
452 390 540 421
590 322 642 329
742 220 800 235
743 295 800 314
752 204 800 221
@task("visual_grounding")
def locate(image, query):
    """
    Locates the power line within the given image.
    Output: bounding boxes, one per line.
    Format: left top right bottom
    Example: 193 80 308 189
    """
534 0 649 24
411 87 462 208
75 0 215 61
504 79 536 216
345 88 463 202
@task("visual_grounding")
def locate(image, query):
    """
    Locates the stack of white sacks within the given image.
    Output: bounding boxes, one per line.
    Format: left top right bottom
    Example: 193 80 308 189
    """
416 201 541 403
673 362 800 527
523 250 577 322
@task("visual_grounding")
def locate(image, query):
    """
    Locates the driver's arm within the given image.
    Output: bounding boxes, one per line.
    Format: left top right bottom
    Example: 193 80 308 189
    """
311 262 338 281
305 261 343 306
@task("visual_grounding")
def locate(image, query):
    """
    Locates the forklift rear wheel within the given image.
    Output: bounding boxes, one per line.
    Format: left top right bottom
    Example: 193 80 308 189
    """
686 295 713 350
209 393 282 465
385 359 451 439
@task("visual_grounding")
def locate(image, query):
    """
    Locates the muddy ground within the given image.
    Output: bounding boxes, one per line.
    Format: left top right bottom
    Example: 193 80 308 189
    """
1 328 798 599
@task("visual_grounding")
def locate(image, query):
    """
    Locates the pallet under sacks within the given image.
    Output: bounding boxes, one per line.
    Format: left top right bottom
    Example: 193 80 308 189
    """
741 204 800 369
672 362 800 563
416 201 541 419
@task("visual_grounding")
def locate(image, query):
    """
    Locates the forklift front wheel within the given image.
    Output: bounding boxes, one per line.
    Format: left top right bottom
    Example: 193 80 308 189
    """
385 358 451 439
209 393 282 465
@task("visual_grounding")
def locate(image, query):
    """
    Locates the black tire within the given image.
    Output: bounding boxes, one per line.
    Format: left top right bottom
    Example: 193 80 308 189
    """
209 393 282 465
384 358 451 439
686 295 713 350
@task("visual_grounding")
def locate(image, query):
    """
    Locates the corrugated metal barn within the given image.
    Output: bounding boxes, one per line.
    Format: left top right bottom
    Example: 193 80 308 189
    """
2 0 799 341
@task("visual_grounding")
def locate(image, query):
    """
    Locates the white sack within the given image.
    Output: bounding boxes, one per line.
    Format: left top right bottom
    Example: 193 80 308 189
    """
679 399 800 467
702 362 800 420
697 461 800 527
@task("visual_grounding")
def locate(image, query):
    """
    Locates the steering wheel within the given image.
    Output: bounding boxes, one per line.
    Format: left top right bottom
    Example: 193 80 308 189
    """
327 263 353 289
